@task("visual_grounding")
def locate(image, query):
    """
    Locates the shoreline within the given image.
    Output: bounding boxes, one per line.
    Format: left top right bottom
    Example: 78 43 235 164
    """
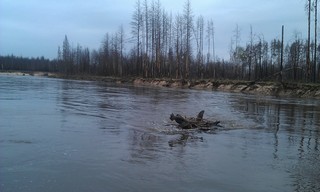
131 78 320 98
1 71 320 98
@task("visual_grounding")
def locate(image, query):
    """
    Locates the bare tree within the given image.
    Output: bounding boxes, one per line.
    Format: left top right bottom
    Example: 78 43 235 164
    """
57 46 62 72
306 0 312 81
155 0 162 77
205 20 215 64
150 1 156 76
167 12 174 77
211 21 215 63
248 25 253 80
143 0 149 77
279 25 284 82
162 10 170 77
111 32 118 75
101 33 110 75
195 15 204 78
206 20 211 63
174 14 183 79
62 35 72 74
118 25 125 77
314 0 318 82
289 32 303 81
233 24 241 63
15 0 320 83
183 0 193 79
131 0 143 75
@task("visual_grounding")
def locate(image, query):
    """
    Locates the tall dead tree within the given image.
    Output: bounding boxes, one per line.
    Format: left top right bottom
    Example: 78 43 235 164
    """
306 0 311 81
174 14 183 79
150 1 156 77
131 0 143 76
195 15 204 78
290 32 303 81
231 24 242 78
211 21 215 63
206 19 215 63
279 25 284 82
233 24 241 62
155 0 162 77
168 12 173 77
62 35 71 74
206 20 211 63
183 0 193 79
248 25 253 80
162 10 170 77
143 0 149 77
314 0 318 82
118 25 125 77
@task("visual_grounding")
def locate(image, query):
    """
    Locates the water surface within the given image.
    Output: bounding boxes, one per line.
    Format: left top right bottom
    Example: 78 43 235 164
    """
1 74 319 192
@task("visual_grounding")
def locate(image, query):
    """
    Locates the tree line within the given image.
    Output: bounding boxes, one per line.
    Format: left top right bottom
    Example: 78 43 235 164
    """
0 55 52 72
1 0 319 83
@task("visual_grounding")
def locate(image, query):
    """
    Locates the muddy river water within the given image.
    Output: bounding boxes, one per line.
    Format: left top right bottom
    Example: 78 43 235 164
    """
1 74 319 192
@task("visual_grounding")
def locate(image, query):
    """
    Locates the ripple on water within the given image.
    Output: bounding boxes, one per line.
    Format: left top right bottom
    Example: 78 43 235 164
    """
1 75 320 192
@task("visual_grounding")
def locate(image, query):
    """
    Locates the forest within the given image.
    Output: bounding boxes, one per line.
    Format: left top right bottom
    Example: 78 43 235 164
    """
1 0 319 83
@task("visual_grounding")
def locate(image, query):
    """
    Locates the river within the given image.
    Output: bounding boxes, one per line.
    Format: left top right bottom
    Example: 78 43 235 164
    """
0 74 319 192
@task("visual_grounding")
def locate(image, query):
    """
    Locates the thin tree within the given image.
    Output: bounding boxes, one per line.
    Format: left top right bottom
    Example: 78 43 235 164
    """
168 12 173 78
206 20 211 63
205 20 215 63
131 0 143 75
150 1 156 77
279 25 284 82
155 0 162 77
248 25 253 80
233 24 241 63
306 0 312 81
162 10 170 77
57 46 62 72
183 0 193 79
211 21 215 63
143 0 149 77
314 0 318 82
174 14 183 79
118 25 125 77
62 35 71 74
195 15 204 78
101 33 110 75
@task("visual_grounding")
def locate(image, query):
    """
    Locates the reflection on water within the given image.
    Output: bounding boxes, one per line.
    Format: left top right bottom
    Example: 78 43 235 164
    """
168 133 204 147
0 74 320 192
228 94 320 192
232 95 320 131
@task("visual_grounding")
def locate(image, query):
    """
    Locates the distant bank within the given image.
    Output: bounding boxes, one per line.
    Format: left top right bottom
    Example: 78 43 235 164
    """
1 71 320 99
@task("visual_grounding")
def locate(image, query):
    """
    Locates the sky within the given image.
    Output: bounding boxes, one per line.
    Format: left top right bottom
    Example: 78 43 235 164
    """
0 0 308 60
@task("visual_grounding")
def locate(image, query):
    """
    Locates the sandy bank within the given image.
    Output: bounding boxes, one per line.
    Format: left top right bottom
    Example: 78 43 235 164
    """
132 78 320 98
0 71 57 77
2 71 319 98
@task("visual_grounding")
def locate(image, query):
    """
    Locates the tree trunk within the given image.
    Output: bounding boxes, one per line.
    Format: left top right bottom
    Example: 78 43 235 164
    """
307 0 311 81
279 25 284 82
314 0 318 82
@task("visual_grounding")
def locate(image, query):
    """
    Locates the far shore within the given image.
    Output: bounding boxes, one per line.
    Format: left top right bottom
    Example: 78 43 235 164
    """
1 71 320 99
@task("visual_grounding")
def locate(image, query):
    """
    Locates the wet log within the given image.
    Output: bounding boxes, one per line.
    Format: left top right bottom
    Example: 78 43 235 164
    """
170 110 220 129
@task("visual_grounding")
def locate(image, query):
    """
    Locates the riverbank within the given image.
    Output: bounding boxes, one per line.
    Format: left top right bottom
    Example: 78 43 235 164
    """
0 71 53 77
1 71 320 98
131 78 320 98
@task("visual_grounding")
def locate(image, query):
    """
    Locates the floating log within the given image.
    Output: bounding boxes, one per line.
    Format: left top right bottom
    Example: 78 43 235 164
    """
170 110 220 129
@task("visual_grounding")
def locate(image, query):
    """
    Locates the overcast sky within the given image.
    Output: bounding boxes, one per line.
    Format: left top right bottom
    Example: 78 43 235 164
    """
0 0 307 60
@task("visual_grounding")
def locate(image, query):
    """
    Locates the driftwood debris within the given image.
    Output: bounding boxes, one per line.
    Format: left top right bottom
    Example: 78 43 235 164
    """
170 110 220 130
